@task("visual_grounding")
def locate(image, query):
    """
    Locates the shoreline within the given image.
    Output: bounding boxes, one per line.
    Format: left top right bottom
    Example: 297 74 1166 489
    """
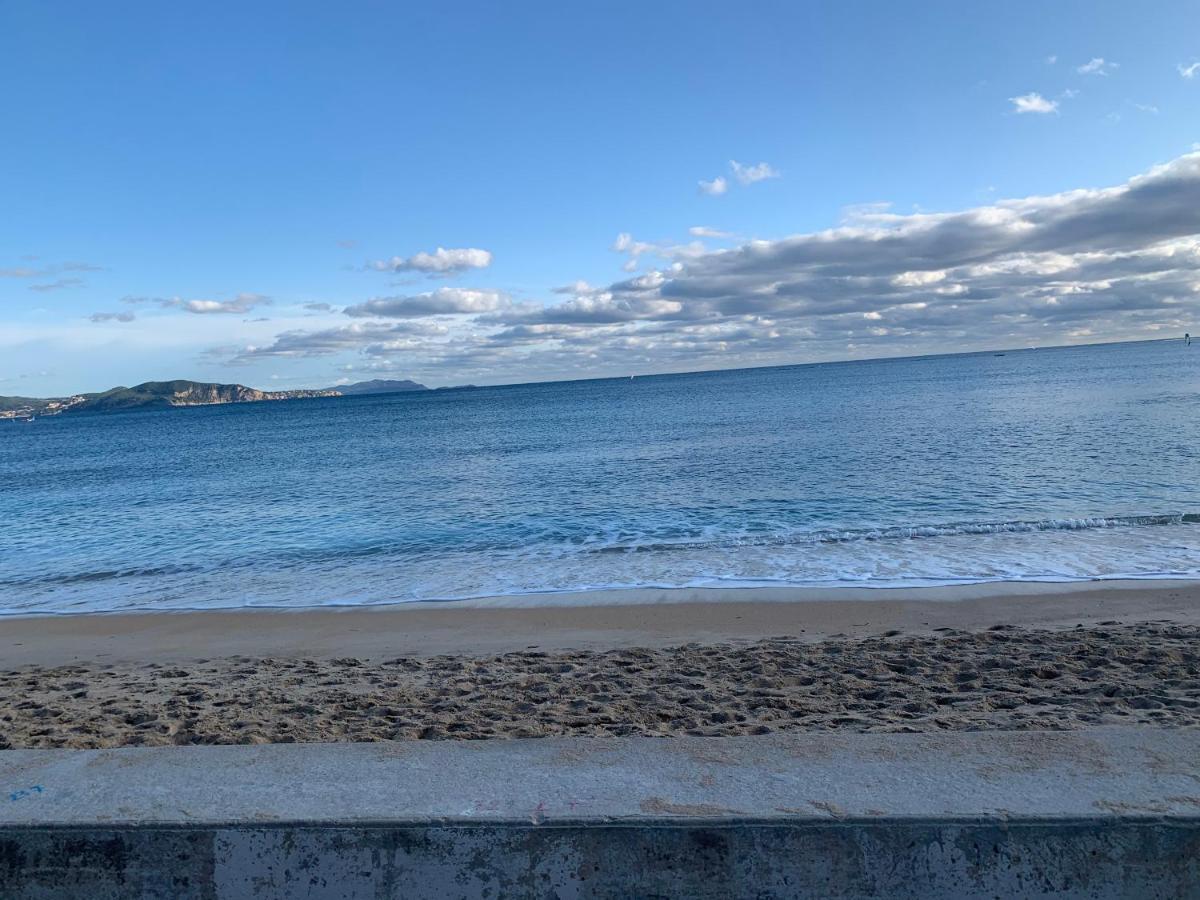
3 579 1198 667
3 579 1198 748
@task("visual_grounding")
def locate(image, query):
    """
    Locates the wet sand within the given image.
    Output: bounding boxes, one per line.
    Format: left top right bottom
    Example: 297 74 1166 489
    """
4 579 1200 666
1 581 1197 749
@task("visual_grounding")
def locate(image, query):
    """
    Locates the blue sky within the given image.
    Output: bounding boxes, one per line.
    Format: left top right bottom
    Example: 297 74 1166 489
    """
2 1 1199 394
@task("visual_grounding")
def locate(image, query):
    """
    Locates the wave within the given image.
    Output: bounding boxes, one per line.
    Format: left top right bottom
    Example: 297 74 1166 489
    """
0 563 203 588
587 513 1200 554
3 513 1197 593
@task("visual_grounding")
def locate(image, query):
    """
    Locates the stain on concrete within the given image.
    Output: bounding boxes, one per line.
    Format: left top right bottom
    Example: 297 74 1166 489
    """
639 797 741 817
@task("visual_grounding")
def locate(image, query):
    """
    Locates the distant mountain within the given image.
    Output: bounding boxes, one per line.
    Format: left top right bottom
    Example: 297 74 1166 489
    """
329 379 428 395
0 380 341 418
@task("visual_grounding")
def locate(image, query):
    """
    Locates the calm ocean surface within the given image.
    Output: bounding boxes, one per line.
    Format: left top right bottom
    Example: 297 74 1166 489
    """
2 339 1199 615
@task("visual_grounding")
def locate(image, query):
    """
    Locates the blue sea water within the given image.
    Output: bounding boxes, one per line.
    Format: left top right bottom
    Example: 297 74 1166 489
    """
2 339 1199 615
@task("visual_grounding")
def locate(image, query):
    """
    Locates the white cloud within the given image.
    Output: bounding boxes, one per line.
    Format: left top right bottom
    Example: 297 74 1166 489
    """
892 270 947 287
613 232 654 257
89 311 136 323
1179 62 1200 79
689 226 734 239
698 176 728 196
1010 92 1059 114
182 294 271 314
1046 55 1058 65
729 160 780 185
122 293 273 315
367 247 492 275
612 233 707 272
343 287 509 318
1077 57 1118 76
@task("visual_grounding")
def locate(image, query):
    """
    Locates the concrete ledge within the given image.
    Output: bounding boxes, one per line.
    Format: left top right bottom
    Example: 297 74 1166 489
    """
2 728 1199 898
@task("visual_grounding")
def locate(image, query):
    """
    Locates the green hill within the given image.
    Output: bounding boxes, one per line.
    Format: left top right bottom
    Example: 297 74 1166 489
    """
0 380 341 417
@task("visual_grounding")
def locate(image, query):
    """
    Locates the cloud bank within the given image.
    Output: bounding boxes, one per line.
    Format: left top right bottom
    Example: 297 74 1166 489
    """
344 288 508 318
227 151 1200 383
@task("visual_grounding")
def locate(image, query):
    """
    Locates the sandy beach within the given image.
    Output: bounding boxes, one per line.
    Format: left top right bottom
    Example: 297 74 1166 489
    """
2 581 1198 749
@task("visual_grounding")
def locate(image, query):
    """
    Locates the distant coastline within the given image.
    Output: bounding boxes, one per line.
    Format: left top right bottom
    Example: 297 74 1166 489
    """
0 378 428 418
3 336 1184 421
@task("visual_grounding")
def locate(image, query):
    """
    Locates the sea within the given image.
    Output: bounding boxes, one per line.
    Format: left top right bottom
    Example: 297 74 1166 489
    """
2 339 1198 615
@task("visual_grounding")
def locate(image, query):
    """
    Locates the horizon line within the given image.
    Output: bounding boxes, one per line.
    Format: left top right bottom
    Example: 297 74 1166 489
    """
4 335 1186 401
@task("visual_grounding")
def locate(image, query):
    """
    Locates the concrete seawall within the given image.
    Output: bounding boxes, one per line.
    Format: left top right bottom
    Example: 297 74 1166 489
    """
2 728 1198 898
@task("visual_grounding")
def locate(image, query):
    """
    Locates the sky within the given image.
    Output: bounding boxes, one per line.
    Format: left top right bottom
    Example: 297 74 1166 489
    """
2 1 1199 395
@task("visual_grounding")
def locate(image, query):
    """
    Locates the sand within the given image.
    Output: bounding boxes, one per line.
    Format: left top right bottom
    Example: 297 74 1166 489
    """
1 581 1198 749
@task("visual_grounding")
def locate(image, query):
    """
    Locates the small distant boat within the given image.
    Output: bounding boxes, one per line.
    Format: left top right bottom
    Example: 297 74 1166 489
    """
993 353 1006 357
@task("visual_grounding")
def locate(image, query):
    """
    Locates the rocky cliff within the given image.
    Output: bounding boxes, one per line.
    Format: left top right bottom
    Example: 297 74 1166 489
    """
0 380 342 416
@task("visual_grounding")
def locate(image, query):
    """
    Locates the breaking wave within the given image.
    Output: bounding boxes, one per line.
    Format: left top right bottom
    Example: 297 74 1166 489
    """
587 513 1200 554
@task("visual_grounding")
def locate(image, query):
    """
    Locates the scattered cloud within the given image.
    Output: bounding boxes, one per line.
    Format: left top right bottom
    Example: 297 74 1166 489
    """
0 260 105 289
730 160 780 185
230 320 448 361
1179 62 1200 80
29 278 84 292
1134 103 1160 115
343 287 509 318
366 247 492 275
1010 92 1059 114
689 226 735 239
612 232 706 272
700 161 780 195
89 311 136 323
304 302 335 312
230 151 1200 384
1077 57 1118 76
176 294 272 315
123 293 272 314
1045 55 1058 65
